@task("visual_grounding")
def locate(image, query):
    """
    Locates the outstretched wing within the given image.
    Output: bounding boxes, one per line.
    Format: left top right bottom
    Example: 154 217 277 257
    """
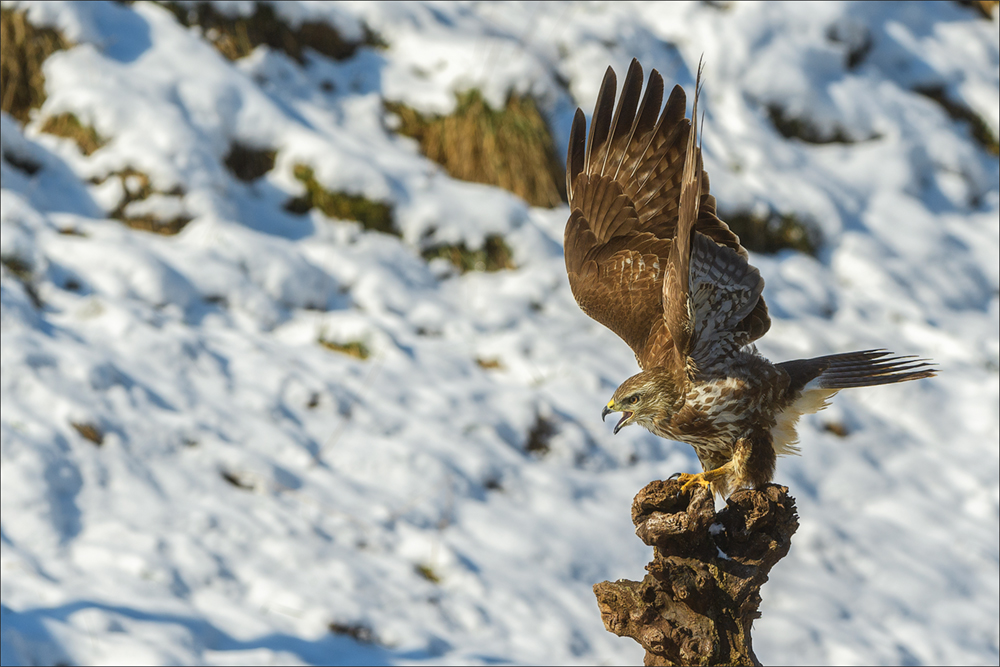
663 66 767 378
564 59 769 377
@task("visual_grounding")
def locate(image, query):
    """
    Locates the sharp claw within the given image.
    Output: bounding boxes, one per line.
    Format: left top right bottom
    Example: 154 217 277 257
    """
680 475 711 492
668 472 712 493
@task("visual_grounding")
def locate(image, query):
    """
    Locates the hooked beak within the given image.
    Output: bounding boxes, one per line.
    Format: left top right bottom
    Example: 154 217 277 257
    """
602 402 633 434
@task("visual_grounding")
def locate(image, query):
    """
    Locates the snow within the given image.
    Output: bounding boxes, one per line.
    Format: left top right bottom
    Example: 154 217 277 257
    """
2 1 998 665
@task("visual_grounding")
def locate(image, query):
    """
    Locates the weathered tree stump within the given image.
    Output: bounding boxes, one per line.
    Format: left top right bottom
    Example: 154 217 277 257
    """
594 479 798 666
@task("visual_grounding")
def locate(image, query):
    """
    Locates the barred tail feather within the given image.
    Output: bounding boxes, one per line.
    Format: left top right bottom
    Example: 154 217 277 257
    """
771 350 935 458
780 349 937 393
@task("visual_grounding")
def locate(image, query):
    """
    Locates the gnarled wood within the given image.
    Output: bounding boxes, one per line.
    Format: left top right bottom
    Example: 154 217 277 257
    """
594 480 798 666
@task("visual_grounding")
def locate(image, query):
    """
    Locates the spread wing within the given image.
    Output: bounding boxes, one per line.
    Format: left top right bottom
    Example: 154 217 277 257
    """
564 59 770 381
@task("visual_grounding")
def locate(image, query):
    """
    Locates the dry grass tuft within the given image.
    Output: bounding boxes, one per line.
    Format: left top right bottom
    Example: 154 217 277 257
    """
95 168 192 235
224 142 276 181
476 357 503 370
524 414 557 456
822 421 850 437
328 622 378 644
3 149 41 174
421 234 516 273
483 475 503 491
0 254 32 283
220 469 257 491
318 337 370 360
40 112 107 155
1 253 42 307
120 215 191 236
914 84 999 155
723 209 820 256
287 164 397 235
956 0 999 19
415 563 441 583
826 23 872 70
387 90 566 208
0 8 70 124
71 421 104 446
766 104 863 144
158 1 377 63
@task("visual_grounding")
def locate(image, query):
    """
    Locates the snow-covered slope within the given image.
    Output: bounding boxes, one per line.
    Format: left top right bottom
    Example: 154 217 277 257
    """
2 2 997 665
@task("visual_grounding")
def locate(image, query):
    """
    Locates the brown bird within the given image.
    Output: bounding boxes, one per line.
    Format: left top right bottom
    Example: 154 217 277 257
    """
564 59 936 497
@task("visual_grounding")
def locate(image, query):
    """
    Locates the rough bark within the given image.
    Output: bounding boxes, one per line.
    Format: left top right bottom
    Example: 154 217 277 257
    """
594 480 798 666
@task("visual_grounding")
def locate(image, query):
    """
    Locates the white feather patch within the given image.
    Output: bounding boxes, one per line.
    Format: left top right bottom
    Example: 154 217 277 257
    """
770 387 839 456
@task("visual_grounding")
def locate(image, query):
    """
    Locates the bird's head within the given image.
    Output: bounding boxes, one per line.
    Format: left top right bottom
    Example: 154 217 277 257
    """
602 369 681 434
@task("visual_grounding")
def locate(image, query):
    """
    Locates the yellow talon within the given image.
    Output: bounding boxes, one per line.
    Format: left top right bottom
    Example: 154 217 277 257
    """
675 472 712 492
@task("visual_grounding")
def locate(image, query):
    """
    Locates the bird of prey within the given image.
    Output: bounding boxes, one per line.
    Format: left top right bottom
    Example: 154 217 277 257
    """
564 59 936 498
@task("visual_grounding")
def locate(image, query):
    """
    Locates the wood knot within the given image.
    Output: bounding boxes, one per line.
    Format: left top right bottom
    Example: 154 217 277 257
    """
632 479 716 556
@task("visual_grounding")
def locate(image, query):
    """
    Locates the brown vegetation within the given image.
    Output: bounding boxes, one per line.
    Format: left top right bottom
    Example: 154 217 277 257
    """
766 103 862 145
94 168 192 235
421 234 516 273
415 563 441 583
822 421 850 437
3 148 41 175
387 90 565 208
914 84 1000 156
723 208 820 256
956 0 999 19
1 253 41 307
318 337 370 360
524 414 556 456
71 421 104 446
224 142 276 181
0 254 32 283
220 469 258 491
0 8 70 124
286 164 398 236
328 621 378 644
40 112 107 155
157 1 377 63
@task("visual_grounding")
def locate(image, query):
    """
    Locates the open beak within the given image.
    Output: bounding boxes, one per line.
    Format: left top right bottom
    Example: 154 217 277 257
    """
613 411 633 434
602 403 633 434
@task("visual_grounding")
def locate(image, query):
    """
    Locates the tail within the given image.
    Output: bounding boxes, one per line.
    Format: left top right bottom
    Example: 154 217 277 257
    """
770 350 936 457
779 349 937 394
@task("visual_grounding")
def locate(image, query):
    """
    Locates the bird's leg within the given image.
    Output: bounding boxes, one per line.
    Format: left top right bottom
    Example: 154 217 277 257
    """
669 435 773 496
673 466 729 493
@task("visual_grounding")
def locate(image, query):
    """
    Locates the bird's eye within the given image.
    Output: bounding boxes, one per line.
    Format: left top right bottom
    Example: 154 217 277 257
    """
628 395 640 405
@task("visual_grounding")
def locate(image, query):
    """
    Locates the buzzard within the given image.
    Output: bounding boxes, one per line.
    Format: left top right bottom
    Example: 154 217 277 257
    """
564 59 936 497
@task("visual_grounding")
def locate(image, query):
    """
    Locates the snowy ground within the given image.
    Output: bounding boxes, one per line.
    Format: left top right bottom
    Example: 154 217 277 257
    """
1 1 998 665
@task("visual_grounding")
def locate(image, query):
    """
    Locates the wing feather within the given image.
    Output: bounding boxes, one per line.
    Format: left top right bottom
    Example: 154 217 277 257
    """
564 58 771 374
566 108 586 202
614 63 662 181
687 233 766 368
585 67 617 176
601 59 644 177
662 67 703 374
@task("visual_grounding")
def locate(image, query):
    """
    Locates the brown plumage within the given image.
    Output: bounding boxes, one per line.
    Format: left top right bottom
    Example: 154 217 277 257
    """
565 59 936 497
